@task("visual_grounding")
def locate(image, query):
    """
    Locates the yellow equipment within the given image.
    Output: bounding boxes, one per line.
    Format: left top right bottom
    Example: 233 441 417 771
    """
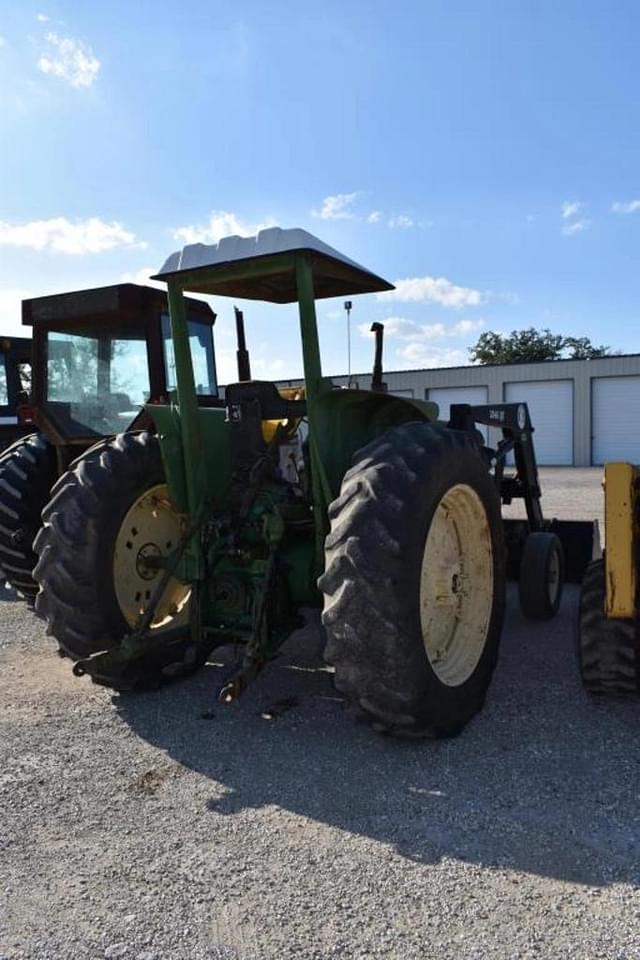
578 462 639 694
262 386 305 444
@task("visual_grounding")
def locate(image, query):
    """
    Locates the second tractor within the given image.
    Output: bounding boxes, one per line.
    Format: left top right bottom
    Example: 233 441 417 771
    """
0 283 217 600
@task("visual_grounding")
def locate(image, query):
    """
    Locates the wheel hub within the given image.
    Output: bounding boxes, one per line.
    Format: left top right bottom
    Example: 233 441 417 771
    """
136 542 163 580
113 483 191 630
420 483 494 687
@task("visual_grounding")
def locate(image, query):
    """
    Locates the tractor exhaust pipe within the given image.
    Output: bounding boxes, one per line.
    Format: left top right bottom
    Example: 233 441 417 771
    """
370 322 387 393
235 307 252 382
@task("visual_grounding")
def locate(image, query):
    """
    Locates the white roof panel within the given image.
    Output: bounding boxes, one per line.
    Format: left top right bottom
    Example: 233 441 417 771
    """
152 227 394 303
156 227 365 277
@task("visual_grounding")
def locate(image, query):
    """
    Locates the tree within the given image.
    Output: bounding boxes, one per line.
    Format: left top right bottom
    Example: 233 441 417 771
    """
562 336 610 360
469 327 609 365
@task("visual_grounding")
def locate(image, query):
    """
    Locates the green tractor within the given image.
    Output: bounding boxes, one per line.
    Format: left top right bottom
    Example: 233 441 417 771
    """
33 229 591 736
0 284 217 600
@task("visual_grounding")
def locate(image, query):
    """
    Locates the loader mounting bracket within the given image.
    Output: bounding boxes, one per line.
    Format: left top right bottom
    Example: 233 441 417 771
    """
449 402 597 582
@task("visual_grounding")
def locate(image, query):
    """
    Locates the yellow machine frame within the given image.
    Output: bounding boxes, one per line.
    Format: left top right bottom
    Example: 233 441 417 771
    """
604 462 639 618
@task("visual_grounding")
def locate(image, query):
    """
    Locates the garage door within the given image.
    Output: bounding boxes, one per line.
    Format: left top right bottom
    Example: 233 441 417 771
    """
427 386 488 440
505 380 573 465
390 388 415 398
592 376 640 464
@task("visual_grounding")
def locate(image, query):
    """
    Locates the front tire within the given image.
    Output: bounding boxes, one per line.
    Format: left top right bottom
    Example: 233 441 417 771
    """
34 431 202 690
319 422 506 738
0 433 57 600
518 531 564 621
578 558 638 694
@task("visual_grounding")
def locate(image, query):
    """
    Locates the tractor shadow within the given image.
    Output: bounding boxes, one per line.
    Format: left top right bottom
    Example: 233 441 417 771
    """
115 585 640 889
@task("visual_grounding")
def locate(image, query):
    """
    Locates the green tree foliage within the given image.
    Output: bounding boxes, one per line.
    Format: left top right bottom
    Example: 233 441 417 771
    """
562 336 610 360
469 328 610 365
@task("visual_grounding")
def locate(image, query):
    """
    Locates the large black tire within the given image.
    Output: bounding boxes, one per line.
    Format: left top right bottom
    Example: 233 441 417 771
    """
578 558 638 694
34 431 206 691
0 433 57 600
319 422 506 738
518 531 564 621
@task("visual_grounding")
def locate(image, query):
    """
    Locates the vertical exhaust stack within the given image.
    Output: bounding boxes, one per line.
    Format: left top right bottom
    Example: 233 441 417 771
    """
234 306 252 382
370 322 387 393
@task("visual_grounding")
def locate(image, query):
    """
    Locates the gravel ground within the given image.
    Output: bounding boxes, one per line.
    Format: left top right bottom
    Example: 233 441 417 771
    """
504 467 605 528
2 469 639 960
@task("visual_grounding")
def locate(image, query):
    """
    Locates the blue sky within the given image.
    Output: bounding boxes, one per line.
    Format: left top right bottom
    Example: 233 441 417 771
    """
1 0 639 383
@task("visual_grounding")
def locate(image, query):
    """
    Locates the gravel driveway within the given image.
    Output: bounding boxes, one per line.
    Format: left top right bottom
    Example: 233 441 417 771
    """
504 467 604 528
1 469 638 960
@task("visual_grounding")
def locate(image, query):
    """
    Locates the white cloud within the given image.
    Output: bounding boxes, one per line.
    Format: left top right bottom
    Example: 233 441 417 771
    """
561 200 583 220
311 192 361 221
216 341 286 383
378 276 483 309
451 318 484 335
360 315 484 343
387 215 415 229
120 266 164 290
173 210 277 245
215 348 237 385
395 342 468 368
37 32 100 89
562 218 591 236
359 317 446 341
0 216 144 254
0 288 34 336
611 200 640 215
37 13 50 21
311 193 424 228
0 36 6 48
357 316 416 339
119 268 214 320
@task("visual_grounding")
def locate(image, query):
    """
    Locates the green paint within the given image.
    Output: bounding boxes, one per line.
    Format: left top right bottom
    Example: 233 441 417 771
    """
148 403 189 512
148 403 233 511
160 252 298 299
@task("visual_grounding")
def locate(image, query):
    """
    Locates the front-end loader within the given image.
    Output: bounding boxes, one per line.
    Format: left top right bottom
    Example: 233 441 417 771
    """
0 284 217 600
33 229 594 737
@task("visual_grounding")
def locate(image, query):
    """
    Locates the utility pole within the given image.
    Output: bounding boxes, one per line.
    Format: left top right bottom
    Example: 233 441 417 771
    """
344 300 353 387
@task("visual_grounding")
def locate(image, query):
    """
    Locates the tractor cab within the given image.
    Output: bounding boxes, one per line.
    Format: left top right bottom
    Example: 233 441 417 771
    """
22 283 218 447
0 283 219 601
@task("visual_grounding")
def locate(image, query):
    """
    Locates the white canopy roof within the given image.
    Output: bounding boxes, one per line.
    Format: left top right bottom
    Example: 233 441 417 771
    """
153 227 393 303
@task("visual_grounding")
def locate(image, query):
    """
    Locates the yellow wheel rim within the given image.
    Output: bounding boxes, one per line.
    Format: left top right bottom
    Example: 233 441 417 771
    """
113 483 191 630
420 483 494 687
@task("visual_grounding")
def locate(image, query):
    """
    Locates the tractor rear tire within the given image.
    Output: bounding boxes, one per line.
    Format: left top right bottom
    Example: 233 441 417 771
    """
320 422 506 738
518 531 564 621
578 558 638 694
34 431 205 691
0 433 57 601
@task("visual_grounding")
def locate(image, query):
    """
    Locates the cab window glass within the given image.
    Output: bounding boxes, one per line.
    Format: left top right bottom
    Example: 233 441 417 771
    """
0 358 8 406
46 331 150 436
161 315 218 395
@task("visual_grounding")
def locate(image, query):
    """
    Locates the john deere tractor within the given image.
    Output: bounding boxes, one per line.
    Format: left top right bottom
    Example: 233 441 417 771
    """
0 284 217 600
33 229 592 737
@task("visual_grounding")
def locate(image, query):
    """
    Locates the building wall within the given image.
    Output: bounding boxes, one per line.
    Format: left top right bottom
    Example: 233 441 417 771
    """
277 354 640 466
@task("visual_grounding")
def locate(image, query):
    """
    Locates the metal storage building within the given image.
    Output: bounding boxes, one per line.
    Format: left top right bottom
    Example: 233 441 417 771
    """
277 353 640 466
